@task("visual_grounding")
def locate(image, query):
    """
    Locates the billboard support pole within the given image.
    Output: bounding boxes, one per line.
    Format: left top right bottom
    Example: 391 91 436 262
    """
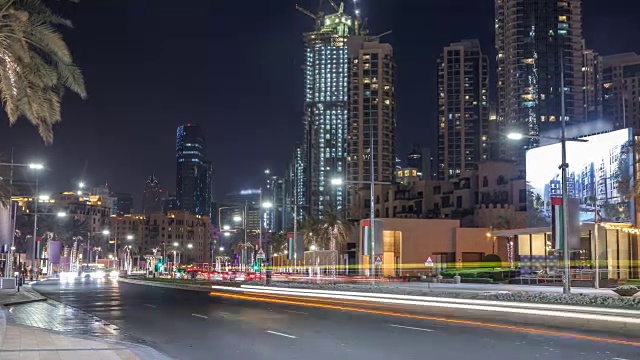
594 199 599 289
560 52 571 295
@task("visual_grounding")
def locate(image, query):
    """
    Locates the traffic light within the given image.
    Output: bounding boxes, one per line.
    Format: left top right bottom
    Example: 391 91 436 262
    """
252 264 259 271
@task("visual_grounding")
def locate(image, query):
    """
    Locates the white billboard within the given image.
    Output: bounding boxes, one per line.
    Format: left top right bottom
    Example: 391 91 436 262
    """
526 128 634 226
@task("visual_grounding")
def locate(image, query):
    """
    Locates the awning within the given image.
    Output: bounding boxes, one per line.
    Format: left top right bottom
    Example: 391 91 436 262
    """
488 227 551 237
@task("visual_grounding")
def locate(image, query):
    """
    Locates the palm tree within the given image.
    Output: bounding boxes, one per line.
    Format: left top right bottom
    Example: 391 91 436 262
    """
319 207 353 252
268 231 288 255
299 216 321 249
0 0 86 143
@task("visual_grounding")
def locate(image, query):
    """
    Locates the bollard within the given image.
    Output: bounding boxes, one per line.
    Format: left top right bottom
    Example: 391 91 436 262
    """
453 275 461 284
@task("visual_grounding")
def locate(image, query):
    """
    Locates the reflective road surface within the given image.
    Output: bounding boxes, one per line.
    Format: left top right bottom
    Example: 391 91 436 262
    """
32 278 639 360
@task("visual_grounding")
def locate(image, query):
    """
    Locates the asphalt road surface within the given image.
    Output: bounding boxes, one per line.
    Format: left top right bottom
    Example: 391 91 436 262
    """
33 278 639 360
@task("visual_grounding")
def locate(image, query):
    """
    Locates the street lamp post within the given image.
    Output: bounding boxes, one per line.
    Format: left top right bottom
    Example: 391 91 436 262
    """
331 178 390 279
218 202 248 270
506 129 587 294
0 162 43 278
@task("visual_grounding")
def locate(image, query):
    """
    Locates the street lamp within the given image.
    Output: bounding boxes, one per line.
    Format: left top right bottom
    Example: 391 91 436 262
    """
223 225 230 231
331 177 391 279
28 164 44 170
102 230 110 235
507 131 588 295
56 212 67 218
262 202 273 209
233 215 242 222
187 243 193 249
219 247 224 252
224 232 231 237
126 235 133 240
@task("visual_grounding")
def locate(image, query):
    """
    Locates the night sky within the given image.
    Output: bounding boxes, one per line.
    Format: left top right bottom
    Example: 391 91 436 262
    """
0 0 638 211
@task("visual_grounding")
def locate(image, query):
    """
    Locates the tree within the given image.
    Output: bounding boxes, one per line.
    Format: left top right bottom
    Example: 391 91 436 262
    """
299 216 322 249
268 231 287 255
0 0 86 143
318 207 353 252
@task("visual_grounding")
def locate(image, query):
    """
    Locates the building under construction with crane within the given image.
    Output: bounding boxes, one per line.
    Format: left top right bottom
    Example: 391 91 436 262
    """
297 0 396 220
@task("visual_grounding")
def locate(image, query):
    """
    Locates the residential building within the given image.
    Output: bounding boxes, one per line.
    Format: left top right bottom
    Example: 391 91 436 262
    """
582 44 603 122
302 6 354 217
142 175 163 216
109 211 212 264
437 39 489 180
346 37 396 219
602 52 640 130
352 160 526 228
496 0 584 160
176 124 212 217
221 189 261 232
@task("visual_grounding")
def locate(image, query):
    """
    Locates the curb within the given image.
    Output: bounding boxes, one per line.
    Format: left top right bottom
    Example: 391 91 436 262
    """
118 278 213 292
1 297 48 306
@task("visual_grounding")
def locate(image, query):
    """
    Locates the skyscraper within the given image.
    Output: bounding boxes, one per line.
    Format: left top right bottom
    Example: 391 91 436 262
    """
496 0 584 160
437 39 489 180
176 124 212 217
346 37 396 216
111 192 133 216
301 5 355 217
142 175 163 216
582 44 603 122
602 52 640 130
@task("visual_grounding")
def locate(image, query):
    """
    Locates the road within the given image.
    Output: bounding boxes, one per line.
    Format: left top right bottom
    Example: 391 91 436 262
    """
32 278 639 360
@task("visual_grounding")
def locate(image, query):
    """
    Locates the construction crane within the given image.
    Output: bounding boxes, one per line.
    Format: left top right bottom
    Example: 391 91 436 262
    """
327 0 340 11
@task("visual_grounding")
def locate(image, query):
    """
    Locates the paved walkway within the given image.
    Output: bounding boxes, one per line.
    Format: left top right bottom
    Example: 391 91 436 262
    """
0 282 173 359
0 284 47 306
0 324 140 360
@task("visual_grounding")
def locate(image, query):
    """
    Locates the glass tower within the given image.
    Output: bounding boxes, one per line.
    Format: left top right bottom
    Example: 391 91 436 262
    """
176 124 212 217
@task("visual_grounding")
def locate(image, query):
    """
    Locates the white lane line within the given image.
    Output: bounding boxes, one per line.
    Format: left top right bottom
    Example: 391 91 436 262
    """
192 313 208 319
266 330 297 339
144 304 156 308
283 309 308 315
388 324 434 332
612 358 630 360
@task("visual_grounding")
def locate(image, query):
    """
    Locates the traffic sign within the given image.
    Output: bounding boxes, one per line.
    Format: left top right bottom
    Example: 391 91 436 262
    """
257 249 266 260
425 256 434 267
374 255 383 266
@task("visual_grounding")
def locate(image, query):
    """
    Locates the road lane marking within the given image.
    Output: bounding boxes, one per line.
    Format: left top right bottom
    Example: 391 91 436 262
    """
612 358 630 360
388 324 434 332
266 330 297 339
283 309 308 315
192 314 208 319
144 304 156 308
209 291 640 347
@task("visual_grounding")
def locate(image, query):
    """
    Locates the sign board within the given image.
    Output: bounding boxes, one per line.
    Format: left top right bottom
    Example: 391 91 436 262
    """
425 256 434 267
374 255 383 266
257 249 266 260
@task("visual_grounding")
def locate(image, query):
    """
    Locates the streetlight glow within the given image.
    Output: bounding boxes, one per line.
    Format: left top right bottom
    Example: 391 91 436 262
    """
219 246 224 251
331 178 343 185
310 245 317 251
79 182 85 189
56 212 67 217
262 201 273 209
233 215 242 222
265 169 270 174
29 163 44 170
126 235 133 240
38 195 50 201
173 242 178 247
223 225 230 230
187 244 193 249
224 232 231 237
507 133 524 140
102 230 110 235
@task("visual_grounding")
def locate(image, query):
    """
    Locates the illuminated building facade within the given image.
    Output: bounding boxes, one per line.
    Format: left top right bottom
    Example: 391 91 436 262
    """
346 37 396 219
437 39 489 180
176 124 212 217
302 7 354 217
602 52 640 130
495 0 584 160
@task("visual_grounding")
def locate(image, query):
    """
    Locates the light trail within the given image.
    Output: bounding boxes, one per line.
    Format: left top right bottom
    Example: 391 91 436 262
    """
241 285 640 316
208 291 640 347
212 286 640 325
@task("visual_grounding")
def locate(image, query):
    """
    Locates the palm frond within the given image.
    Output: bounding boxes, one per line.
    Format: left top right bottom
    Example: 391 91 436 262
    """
0 0 85 143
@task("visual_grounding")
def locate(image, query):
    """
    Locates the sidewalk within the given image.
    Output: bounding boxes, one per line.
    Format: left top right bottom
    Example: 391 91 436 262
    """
0 284 47 306
0 324 142 360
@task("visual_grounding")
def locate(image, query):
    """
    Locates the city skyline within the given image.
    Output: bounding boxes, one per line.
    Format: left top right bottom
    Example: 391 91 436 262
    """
0 0 638 210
